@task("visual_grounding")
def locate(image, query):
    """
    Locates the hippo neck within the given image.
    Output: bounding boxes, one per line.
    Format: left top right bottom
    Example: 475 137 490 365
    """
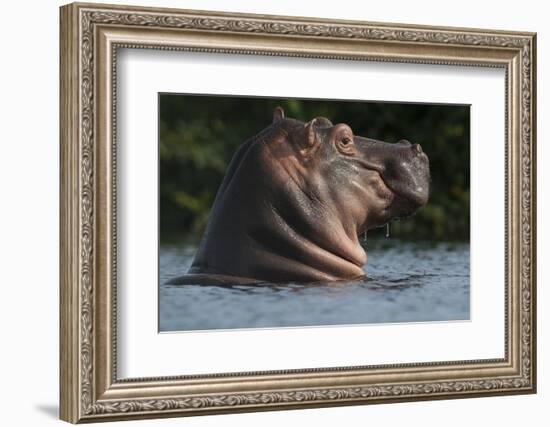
248 197 367 282
191 194 367 283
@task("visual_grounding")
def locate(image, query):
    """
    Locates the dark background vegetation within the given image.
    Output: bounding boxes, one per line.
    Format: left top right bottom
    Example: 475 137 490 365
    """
159 94 469 243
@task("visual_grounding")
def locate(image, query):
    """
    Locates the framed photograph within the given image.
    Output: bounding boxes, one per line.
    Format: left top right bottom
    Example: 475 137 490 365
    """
60 2 537 423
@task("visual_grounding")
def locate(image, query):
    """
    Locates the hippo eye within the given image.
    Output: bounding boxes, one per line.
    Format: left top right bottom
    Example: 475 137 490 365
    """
336 132 355 155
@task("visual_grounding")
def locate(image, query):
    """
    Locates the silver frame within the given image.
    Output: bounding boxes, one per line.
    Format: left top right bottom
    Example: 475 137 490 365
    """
60 2 536 423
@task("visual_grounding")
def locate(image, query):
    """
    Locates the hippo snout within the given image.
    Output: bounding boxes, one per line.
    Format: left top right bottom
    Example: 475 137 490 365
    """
386 142 430 213
354 136 430 219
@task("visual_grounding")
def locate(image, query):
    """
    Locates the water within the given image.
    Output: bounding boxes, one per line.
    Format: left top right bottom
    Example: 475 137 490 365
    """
159 239 469 332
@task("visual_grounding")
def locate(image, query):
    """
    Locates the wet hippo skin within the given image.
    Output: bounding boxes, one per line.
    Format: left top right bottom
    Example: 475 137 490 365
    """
167 107 430 285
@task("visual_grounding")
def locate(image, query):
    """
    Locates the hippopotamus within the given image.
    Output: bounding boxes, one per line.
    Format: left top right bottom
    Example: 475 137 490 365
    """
167 107 429 285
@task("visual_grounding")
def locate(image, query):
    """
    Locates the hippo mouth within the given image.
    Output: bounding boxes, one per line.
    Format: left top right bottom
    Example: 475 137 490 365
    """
365 167 396 203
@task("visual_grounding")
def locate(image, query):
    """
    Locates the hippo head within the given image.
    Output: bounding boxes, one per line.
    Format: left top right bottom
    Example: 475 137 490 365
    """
269 106 430 236
184 107 430 284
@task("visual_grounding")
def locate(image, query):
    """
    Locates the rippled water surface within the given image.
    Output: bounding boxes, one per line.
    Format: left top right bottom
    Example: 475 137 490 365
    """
159 240 469 331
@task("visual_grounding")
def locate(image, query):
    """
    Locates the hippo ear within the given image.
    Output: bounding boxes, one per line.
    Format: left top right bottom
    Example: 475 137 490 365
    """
273 106 285 123
304 118 318 148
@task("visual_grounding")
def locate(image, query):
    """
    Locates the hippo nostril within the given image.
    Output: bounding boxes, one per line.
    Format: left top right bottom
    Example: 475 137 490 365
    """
412 143 422 153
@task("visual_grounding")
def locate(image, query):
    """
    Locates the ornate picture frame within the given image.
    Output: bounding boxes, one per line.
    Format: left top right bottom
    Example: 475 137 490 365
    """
60 2 536 423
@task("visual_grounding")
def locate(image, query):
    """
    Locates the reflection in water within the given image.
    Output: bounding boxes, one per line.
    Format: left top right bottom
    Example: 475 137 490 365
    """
159 239 470 331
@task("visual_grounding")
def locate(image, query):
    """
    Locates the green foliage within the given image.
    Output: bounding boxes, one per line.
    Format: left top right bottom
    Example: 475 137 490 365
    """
160 94 469 242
